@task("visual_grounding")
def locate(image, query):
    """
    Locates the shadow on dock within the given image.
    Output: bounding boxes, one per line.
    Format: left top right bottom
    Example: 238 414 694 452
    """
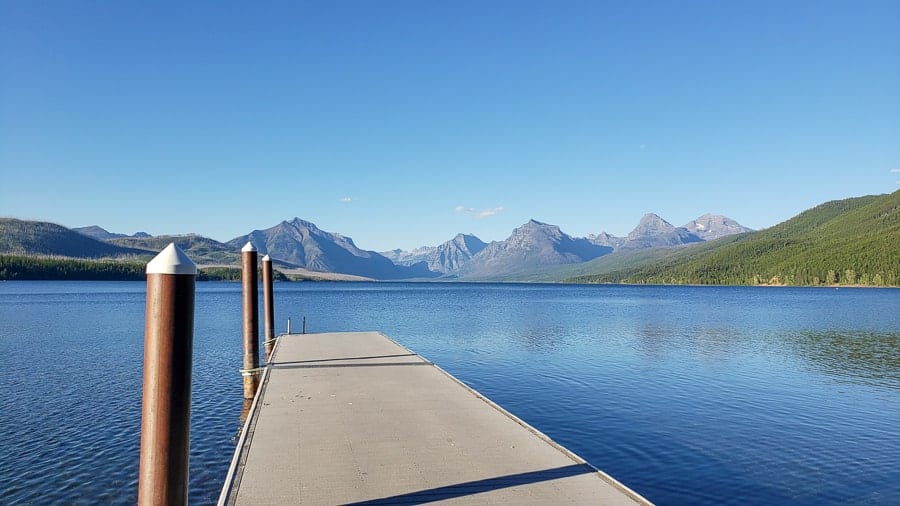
270 352 434 370
347 464 596 505
274 353 418 365
222 332 650 505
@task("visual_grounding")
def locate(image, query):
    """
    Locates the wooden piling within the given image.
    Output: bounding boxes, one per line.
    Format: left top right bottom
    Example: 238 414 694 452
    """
262 255 275 361
138 243 196 506
241 242 260 399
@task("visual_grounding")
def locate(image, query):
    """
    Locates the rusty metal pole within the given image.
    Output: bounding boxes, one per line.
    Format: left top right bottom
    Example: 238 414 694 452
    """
138 243 196 506
241 242 260 399
262 254 275 361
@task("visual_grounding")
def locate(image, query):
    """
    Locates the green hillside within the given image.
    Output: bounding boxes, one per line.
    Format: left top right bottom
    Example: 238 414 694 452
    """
0 218 148 258
531 246 687 282
110 235 240 265
567 191 900 286
0 219 303 280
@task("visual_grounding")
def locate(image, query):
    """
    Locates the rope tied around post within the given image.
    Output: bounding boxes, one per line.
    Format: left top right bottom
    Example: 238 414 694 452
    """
239 366 266 377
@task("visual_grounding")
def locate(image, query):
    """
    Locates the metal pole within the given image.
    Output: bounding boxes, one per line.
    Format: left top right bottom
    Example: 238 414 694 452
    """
261 255 275 361
138 243 196 505
287 317 292 335
302 316 306 335
241 242 260 399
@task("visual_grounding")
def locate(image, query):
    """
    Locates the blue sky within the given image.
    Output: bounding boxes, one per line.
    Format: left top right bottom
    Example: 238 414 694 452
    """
2 1 898 251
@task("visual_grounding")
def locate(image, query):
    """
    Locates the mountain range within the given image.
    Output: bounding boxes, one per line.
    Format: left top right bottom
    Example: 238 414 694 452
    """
3 190 896 286
73 225 151 241
227 218 435 279
452 220 613 279
382 233 487 274
567 190 899 286
0 219 148 258
0 212 749 280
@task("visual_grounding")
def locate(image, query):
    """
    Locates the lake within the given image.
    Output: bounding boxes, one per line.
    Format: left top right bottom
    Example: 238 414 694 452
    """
1 281 898 504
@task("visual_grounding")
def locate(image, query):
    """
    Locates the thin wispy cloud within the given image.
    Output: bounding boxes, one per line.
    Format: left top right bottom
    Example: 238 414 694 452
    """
477 207 505 218
891 169 900 173
455 205 505 219
339 197 354 203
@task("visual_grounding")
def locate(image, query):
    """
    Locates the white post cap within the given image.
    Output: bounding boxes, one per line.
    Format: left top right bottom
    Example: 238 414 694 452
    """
241 241 257 253
262 254 271 262
146 243 197 275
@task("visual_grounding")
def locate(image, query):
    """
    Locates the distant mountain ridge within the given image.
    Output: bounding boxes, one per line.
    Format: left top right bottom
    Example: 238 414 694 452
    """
2 193 895 285
457 220 612 279
74 225 151 241
682 214 752 240
567 191 899 286
111 234 240 266
0 219 148 258
587 231 626 249
619 213 703 250
382 234 487 274
2 210 754 281
384 213 751 279
226 218 436 279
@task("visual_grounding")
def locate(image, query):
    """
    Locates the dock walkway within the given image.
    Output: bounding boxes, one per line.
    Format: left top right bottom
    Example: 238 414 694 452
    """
220 331 648 505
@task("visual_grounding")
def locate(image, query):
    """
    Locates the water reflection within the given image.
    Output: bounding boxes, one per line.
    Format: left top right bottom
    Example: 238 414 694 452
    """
238 399 253 432
789 330 900 391
2 282 899 505
692 327 740 363
634 323 675 361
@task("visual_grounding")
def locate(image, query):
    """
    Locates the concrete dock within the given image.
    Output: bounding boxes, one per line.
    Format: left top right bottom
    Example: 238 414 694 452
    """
219 331 649 505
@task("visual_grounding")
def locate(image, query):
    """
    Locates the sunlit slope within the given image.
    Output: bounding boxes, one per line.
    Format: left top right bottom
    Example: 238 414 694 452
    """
0 218 148 258
567 191 899 286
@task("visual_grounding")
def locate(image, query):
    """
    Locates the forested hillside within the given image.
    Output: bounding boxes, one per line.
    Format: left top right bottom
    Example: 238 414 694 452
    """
0 219 147 258
0 255 146 280
0 255 292 281
110 234 239 265
568 191 899 286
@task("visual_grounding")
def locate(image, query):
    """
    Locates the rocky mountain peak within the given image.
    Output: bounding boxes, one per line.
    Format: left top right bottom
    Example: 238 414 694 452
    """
629 213 676 239
682 214 752 240
513 219 563 239
621 213 702 250
383 233 487 274
451 233 487 254
587 231 625 249
286 217 321 233
458 220 612 279
227 217 433 279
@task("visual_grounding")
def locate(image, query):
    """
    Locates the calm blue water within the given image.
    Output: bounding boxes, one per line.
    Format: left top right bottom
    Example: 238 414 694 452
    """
1 282 898 504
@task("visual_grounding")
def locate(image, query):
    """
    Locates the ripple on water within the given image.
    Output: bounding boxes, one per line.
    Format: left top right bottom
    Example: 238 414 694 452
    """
1 282 899 505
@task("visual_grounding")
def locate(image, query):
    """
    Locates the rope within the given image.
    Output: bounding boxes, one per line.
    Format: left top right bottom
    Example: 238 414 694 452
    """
239 366 266 377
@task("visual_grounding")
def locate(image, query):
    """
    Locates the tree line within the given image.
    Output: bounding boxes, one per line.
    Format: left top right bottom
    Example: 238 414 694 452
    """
0 255 290 282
